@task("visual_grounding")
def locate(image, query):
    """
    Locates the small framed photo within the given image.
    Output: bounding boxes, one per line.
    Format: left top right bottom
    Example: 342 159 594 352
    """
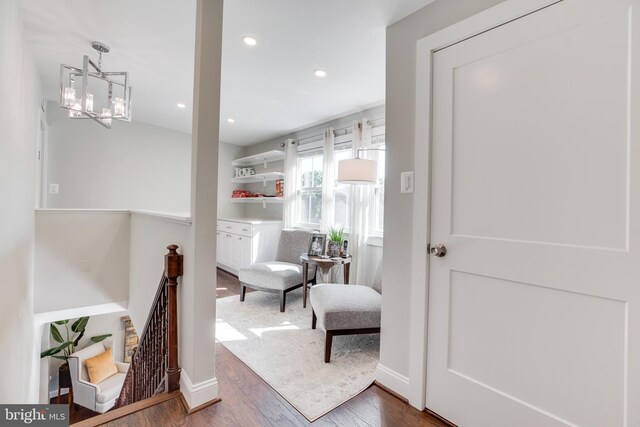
308 233 326 256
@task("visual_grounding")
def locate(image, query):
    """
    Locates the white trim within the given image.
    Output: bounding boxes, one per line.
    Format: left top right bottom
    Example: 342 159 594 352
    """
49 388 69 399
130 209 192 225
35 208 192 225
409 0 562 409
35 208 130 215
179 370 219 410
375 364 410 398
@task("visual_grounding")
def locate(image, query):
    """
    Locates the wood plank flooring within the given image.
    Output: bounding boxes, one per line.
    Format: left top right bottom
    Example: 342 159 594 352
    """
78 268 450 426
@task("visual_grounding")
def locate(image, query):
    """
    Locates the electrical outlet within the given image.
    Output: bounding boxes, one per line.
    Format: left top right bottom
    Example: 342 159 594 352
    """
400 171 414 193
49 183 59 194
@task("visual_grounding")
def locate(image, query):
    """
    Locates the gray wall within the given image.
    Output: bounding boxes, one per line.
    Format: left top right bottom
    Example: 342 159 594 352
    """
0 0 43 403
45 101 192 213
381 0 505 379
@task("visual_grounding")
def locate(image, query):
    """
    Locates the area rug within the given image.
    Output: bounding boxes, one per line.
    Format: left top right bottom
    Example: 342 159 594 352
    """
215 288 380 421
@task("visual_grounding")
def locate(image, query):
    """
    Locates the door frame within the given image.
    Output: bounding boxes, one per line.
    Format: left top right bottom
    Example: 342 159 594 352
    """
408 0 564 409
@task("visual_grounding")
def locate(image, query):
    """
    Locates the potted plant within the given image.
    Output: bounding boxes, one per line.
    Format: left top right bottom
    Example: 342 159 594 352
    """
327 226 345 257
41 317 112 399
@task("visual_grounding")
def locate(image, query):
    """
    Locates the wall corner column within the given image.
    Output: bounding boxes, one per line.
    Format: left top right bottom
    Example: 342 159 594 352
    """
180 0 223 410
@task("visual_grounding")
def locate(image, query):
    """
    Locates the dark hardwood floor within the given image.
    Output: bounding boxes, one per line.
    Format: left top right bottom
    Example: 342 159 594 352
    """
71 268 449 426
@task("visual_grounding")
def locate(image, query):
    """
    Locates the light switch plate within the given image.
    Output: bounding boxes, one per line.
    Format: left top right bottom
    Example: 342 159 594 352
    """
49 183 59 194
401 171 414 193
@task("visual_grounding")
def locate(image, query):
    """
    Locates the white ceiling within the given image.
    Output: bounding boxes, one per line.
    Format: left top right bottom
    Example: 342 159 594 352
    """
20 0 434 146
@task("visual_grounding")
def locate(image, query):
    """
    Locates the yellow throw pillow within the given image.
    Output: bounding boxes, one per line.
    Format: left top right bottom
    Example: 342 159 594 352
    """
84 347 118 384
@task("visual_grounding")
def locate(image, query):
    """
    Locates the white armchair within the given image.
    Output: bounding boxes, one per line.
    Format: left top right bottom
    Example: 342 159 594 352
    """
67 340 129 413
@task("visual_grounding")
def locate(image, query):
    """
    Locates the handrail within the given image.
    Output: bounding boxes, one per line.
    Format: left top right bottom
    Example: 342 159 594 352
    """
116 245 183 407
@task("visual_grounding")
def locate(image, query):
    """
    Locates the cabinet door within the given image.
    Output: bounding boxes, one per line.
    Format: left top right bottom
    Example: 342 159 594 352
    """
216 231 222 262
230 234 243 270
220 233 233 266
239 235 253 268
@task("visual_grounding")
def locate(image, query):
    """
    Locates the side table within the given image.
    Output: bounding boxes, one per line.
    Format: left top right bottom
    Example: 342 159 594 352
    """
300 254 352 308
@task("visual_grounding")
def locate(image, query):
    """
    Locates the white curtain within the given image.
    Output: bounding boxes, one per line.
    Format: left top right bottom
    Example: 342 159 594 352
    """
347 119 373 283
320 128 335 233
283 138 298 229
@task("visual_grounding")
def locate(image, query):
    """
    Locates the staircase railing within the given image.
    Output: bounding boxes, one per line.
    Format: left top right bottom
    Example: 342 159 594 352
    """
116 245 183 407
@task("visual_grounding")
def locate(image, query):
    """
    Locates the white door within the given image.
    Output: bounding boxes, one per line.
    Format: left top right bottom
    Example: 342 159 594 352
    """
426 1 640 426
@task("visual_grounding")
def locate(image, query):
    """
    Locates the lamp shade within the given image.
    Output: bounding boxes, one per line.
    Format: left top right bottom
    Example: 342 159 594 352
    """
337 158 377 184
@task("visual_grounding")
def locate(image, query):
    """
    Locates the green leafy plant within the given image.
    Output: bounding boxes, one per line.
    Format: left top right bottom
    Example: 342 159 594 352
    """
40 317 112 362
328 226 345 244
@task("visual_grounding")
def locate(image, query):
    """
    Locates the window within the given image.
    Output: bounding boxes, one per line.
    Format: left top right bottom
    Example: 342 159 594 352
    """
292 130 385 236
297 149 323 227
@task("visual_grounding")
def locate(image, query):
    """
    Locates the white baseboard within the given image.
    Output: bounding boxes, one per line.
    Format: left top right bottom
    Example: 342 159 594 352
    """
49 388 69 399
375 363 410 399
180 371 219 410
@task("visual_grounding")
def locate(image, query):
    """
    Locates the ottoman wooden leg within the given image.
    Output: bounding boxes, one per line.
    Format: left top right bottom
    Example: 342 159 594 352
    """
312 310 317 329
324 331 334 363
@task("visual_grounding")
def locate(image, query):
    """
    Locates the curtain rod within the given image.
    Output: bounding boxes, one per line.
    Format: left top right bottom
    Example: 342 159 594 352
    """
280 118 383 148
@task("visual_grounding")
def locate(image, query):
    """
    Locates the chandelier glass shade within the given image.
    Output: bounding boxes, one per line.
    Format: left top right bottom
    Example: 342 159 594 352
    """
59 42 132 129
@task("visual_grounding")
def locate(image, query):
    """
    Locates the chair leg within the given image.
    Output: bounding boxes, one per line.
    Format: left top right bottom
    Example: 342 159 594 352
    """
312 310 317 329
324 331 333 363
280 291 286 312
240 284 246 302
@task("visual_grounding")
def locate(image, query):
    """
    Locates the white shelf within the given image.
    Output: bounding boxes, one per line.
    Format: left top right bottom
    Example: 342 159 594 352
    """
231 172 284 184
231 197 284 204
232 150 285 167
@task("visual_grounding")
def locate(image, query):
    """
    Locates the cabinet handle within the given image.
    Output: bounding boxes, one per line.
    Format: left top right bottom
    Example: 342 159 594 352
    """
226 226 232 229
242 228 249 232
227 234 232 237
238 237 242 240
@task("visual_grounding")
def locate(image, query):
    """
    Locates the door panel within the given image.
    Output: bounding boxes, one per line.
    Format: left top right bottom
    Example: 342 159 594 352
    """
426 0 640 426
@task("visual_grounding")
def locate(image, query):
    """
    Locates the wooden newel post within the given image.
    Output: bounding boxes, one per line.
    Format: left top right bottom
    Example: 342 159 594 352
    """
165 244 183 392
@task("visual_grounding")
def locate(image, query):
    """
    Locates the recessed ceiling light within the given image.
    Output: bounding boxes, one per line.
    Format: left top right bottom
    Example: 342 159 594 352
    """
227 118 236 124
314 69 327 78
243 36 257 46
177 103 186 109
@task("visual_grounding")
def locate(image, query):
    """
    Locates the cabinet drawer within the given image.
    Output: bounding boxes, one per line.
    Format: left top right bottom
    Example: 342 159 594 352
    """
218 220 253 237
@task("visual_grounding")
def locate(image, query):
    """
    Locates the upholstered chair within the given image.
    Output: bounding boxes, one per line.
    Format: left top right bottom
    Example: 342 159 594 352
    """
310 264 382 362
67 340 129 413
238 229 315 312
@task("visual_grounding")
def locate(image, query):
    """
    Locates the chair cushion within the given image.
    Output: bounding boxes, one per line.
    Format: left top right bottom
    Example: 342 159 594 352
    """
310 284 381 331
238 262 303 291
95 372 126 404
85 348 118 384
276 229 313 265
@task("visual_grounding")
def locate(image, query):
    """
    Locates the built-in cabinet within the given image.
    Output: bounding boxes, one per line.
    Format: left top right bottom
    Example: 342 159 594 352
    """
216 218 282 274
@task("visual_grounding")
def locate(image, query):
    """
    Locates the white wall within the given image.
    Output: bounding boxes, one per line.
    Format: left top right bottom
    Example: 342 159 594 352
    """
34 211 130 313
0 0 43 404
378 0 505 396
45 310 127 397
45 101 191 213
218 141 246 219
128 214 190 332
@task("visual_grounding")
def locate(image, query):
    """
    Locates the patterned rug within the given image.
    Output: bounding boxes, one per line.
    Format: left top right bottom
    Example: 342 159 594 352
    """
215 288 380 421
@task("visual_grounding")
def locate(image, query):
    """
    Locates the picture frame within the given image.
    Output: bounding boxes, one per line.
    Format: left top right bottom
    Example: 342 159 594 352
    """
307 233 326 256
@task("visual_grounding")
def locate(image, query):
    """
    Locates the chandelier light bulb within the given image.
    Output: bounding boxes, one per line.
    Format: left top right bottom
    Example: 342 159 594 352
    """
85 93 94 113
102 108 112 125
63 86 76 107
113 97 125 117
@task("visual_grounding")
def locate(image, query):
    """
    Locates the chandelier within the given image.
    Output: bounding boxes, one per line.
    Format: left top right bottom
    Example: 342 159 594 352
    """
59 41 132 128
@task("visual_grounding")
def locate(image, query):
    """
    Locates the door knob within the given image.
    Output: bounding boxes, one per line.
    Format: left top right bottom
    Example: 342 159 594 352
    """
429 243 447 257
